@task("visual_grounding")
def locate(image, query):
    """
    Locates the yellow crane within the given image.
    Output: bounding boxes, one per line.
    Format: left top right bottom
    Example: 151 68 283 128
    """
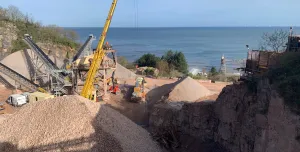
81 0 118 100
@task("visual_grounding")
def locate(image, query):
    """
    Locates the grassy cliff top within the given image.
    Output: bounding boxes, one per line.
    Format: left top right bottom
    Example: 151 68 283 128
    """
0 5 79 53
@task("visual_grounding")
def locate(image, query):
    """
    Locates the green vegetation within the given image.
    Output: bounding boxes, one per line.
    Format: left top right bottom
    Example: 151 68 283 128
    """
161 50 188 74
187 73 207 80
0 5 79 52
133 52 239 82
268 52 300 112
135 53 160 67
156 60 170 76
117 56 136 69
209 67 218 76
144 68 155 76
134 50 188 77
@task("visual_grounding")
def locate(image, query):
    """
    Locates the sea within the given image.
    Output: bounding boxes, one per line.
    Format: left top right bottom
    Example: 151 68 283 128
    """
70 27 299 73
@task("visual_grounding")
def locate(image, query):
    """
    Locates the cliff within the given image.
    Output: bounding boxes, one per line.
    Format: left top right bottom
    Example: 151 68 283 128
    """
149 79 300 152
0 11 78 60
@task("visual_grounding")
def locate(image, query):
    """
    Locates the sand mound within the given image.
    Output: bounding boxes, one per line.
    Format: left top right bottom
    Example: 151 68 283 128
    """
168 77 212 102
0 96 161 152
0 50 63 87
115 63 136 79
147 77 212 104
103 61 136 80
0 51 30 87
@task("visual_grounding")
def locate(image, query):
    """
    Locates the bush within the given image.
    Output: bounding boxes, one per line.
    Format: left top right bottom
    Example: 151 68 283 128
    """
162 50 188 74
144 68 155 76
11 39 28 52
188 73 207 80
268 52 300 112
169 70 183 78
117 56 129 67
135 50 188 77
209 66 219 76
117 56 136 69
156 60 170 76
135 53 160 67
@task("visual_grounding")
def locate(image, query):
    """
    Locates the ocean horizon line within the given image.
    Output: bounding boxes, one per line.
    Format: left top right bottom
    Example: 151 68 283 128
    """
65 26 298 29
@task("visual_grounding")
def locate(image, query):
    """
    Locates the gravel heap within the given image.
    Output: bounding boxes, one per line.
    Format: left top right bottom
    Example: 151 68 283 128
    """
0 50 63 87
115 63 136 79
0 95 161 152
147 76 212 104
168 76 212 102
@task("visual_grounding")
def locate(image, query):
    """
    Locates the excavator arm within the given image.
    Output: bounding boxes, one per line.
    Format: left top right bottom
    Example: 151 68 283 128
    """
81 0 118 99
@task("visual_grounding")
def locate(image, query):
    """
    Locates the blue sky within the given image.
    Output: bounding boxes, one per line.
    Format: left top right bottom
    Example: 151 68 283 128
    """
1 0 299 27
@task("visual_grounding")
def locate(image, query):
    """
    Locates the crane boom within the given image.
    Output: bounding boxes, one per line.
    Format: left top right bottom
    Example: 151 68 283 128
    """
81 0 118 99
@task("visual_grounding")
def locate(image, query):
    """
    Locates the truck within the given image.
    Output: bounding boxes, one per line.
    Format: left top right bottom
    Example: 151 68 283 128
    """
7 94 27 107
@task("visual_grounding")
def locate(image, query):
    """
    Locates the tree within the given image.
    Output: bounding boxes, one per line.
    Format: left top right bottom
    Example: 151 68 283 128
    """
210 66 218 76
0 7 7 20
6 5 24 21
136 53 160 67
260 29 289 52
161 50 188 74
156 60 169 76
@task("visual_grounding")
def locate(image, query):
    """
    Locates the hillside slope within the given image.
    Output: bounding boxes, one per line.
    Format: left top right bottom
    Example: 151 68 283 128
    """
0 5 79 59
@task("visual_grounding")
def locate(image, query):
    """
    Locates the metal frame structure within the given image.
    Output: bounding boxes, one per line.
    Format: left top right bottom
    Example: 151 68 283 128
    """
72 34 96 62
0 1 118 100
75 49 117 100
81 0 118 99
0 62 47 93
23 35 70 95
22 49 49 87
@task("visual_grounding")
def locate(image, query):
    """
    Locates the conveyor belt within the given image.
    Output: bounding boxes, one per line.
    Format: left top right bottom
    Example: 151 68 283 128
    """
23 35 69 94
72 34 95 62
23 35 59 70
23 35 66 84
0 62 46 93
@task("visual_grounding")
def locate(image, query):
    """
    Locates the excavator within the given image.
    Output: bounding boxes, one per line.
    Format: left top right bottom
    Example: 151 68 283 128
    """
80 0 118 101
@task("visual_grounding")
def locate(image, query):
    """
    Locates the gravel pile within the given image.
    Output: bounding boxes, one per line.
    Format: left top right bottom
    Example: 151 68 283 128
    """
168 76 212 102
147 76 212 104
0 50 63 87
115 63 136 79
0 95 161 152
0 51 30 86
105 63 136 79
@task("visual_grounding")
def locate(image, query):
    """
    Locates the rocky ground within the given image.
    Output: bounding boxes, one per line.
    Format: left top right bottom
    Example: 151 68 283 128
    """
149 79 300 152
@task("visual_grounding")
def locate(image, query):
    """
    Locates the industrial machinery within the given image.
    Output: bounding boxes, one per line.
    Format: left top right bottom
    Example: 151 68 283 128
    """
0 62 47 93
107 77 120 94
0 0 118 102
81 0 118 100
131 77 147 102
